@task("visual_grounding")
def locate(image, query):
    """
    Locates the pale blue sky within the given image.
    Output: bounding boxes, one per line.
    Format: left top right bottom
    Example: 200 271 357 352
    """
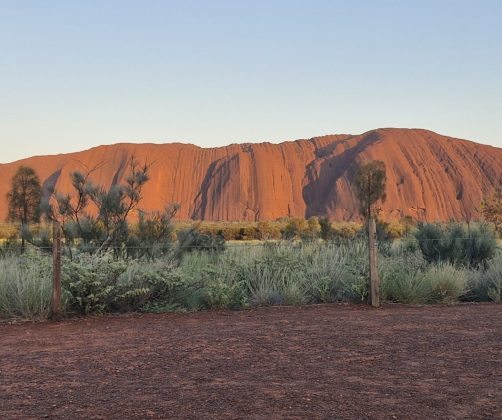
1 0 501 163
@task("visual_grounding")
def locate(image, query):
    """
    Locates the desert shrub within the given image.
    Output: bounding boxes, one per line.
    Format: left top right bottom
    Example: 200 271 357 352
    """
63 254 188 314
0 223 19 240
388 236 420 256
7 234 496 320
176 251 225 309
299 244 353 302
424 263 468 304
379 220 407 240
256 221 282 240
237 226 258 240
331 222 363 240
240 245 306 306
62 257 127 314
376 220 392 242
0 235 23 257
484 255 502 302
302 217 321 242
125 208 177 260
415 222 496 267
222 226 242 240
465 269 491 302
199 272 245 309
0 254 54 319
113 260 183 311
241 261 304 306
282 218 309 240
319 217 334 240
20 224 53 253
192 222 264 241
465 224 498 267
177 227 226 255
380 253 429 303
342 240 370 301
181 251 246 310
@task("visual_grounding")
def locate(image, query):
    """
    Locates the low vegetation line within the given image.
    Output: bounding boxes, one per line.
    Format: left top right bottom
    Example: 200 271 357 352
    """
1 229 501 320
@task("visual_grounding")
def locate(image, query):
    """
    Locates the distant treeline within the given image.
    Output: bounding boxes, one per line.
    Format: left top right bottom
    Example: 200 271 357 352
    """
0 217 416 243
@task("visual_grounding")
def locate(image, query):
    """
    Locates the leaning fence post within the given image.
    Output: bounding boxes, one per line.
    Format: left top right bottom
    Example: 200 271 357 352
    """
50 221 62 320
369 218 380 307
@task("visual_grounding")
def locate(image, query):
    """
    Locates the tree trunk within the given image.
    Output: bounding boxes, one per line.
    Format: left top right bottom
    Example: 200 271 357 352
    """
368 218 380 307
21 223 26 253
50 221 62 321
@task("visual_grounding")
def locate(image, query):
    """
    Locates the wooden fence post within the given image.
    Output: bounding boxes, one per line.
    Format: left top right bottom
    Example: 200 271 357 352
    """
369 218 380 307
51 221 62 320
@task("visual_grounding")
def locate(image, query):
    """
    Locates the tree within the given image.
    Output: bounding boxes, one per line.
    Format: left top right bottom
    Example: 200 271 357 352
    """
352 160 387 307
353 160 387 219
481 188 502 236
44 163 104 254
6 166 42 250
87 157 151 252
45 156 162 258
126 204 180 259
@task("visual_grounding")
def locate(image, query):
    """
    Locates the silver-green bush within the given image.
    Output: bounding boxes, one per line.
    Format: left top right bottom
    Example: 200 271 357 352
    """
380 253 429 303
299 243 354 302
484 255 502 302
0 254 53 319
1 238 499 320
424 263 468 304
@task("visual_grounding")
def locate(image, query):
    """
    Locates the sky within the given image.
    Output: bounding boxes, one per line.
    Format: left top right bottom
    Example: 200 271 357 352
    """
1 0 501 163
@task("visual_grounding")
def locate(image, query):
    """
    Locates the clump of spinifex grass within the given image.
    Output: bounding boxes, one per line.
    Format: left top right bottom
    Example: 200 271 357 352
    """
483 254 502 302
0 254 53 319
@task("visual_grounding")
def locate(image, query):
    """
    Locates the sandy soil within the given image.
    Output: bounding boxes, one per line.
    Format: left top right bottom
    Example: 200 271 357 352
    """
1 303 501 419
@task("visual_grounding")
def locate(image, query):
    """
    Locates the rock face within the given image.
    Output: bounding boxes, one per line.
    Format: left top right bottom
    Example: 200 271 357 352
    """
1 128 501 222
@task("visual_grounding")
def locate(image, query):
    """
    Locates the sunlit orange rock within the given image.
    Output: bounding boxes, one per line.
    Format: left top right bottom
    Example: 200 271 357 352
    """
1 128 501 222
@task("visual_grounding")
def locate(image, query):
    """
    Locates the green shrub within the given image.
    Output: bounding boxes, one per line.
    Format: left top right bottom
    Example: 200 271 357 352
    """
177 227 226 255
424 263 468 304
282 218 309 240
62 257 126 314
465 224 499 267
380 253 429 303
319 218 334 240
114 260 182 311
0 222 19 240
195 254 246 310
125 209 176 260
240 246 306 306
484 255 502 302
331 222 363 240
256 221 282 240
302 217 321 242
415 222 496 267
0 254 53 319
298 244 352 302
62 256 186 314
465 269 491 302
388 236 420 256
377 220 408 241
342 240 370 301
176 251 225 309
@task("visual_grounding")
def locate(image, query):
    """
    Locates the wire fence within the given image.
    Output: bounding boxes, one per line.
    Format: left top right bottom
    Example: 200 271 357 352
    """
2 223 500 319
2 237 501 255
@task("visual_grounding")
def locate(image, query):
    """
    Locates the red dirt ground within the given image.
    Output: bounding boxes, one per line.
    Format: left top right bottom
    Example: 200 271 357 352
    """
1 304 501 419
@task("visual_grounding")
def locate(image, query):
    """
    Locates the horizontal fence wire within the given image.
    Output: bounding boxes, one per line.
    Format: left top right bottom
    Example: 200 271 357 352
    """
2 237 501 251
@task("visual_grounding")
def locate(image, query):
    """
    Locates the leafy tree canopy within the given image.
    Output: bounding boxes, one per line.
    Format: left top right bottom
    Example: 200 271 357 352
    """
6 166 42 225
353 160 387 219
